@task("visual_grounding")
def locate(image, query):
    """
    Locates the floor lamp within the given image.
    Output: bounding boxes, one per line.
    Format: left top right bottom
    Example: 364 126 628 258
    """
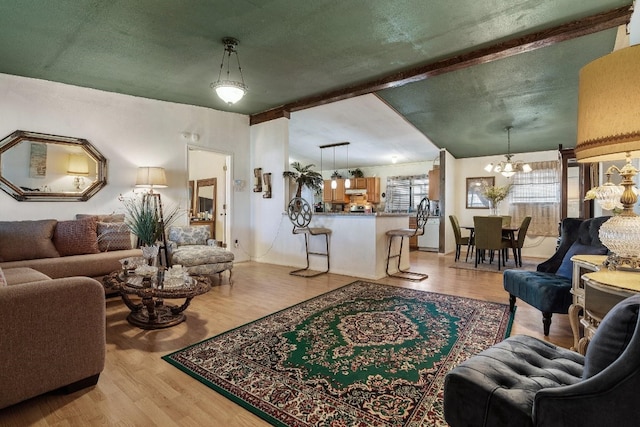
135 167 170 267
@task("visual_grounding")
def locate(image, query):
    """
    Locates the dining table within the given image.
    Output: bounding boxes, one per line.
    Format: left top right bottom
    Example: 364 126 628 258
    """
462 224 521 266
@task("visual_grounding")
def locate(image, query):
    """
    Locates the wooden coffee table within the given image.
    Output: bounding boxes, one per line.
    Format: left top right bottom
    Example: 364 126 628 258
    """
105 270 211 329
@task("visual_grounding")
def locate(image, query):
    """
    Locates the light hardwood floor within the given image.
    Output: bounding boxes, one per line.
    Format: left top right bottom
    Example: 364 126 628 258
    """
0 251 573 426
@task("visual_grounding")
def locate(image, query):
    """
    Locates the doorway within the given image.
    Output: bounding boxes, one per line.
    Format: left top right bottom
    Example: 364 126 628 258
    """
187 147 230 247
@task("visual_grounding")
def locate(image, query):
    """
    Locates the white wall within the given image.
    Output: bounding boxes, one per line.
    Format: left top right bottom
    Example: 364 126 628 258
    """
0 73 252 261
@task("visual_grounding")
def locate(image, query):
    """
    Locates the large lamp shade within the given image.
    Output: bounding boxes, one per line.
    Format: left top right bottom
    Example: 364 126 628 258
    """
575 44 640 163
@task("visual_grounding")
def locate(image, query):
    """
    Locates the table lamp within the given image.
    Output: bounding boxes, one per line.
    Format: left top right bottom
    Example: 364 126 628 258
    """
67 154 90 190
575 44 640 269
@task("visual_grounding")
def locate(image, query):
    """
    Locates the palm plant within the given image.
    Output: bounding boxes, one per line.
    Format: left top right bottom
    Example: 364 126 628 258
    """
283 162 323 198
121 194 181 246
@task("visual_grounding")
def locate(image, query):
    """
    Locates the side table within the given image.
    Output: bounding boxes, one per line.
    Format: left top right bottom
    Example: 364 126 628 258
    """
579 269 640 354
568 255 607 352
105 271 211 329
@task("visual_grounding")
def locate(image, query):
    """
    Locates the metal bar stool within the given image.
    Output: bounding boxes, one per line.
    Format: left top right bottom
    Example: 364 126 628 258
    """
386 197 429 281
287 197 331 277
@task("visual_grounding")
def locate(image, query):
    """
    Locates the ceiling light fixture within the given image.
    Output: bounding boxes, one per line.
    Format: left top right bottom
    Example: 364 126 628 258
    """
319 142 350 191
484 126 532 177
576 44 640 270
211 37 247 105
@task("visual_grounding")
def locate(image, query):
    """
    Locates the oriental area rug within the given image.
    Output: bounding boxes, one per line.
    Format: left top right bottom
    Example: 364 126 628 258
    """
163 281 514 426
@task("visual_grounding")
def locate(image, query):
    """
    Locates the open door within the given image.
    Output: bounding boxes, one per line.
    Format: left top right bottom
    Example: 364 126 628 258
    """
188 147 230 247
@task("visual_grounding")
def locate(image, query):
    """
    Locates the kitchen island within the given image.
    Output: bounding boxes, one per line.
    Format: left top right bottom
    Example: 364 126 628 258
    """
303 212 412 280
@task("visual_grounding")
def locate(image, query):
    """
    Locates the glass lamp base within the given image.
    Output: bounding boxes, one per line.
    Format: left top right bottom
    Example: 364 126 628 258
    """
599 216 640 270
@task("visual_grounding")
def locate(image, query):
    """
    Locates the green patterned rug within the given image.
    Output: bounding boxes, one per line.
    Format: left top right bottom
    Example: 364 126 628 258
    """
163 281 514 426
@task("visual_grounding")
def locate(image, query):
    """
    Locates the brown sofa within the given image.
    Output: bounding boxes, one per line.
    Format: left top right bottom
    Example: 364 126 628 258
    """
0 267 106 409
0 215 142 294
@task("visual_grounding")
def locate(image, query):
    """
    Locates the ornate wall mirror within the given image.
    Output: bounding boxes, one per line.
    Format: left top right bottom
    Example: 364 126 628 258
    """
0 130 107 201
189 178 216 239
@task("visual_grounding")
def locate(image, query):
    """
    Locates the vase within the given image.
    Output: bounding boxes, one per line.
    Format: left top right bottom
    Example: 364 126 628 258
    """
489 200 499 216
141 244 159 266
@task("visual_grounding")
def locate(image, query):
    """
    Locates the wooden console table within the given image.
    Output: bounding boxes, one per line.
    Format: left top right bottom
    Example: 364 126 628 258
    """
569 254 640 354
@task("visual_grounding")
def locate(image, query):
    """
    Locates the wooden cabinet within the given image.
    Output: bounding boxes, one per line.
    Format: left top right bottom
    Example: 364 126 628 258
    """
353 177 367 190
366 177 380 203
428 167 440 201
409 216 418 250
322 179 348 203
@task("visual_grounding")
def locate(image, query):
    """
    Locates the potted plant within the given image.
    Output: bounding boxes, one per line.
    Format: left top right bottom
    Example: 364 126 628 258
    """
283 162 323 198
121 193 181 262
349 168 364 178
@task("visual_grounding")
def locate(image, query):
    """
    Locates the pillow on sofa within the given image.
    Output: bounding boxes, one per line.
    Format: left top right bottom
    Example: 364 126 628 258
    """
556 241 608 280
53 217 101 256
76 213 125 223
0 219 60 262
97 222 132 251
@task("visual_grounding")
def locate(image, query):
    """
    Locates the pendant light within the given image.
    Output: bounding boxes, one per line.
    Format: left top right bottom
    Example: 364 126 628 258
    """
331 147 337 189
210 37 247 105
484 126 532 177
344 144 351 189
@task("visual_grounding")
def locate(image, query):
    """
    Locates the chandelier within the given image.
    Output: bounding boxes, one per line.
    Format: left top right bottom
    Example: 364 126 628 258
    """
210 37 247 105
484 126 531 177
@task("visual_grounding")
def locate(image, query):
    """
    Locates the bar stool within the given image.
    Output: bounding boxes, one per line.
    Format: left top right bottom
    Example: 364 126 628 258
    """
386 197 429 281
287 197 331 277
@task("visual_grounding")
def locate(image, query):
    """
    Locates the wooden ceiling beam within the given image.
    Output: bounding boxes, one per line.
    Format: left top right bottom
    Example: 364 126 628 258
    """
250 5 632 126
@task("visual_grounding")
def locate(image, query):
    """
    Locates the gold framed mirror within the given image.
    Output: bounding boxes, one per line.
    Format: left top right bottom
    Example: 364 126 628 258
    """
0 130 107 201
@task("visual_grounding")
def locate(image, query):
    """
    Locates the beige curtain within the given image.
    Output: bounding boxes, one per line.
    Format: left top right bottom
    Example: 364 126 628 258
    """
508 160 560 237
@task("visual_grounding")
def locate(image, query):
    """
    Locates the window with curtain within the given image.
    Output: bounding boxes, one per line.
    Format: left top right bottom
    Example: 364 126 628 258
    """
508 160 560 237
385 175 428 212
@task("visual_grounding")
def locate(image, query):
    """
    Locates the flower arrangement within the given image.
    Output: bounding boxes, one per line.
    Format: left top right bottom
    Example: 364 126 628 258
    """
482 184 512 205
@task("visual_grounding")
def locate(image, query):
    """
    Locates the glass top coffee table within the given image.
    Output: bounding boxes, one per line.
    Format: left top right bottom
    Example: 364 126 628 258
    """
105 269 211 330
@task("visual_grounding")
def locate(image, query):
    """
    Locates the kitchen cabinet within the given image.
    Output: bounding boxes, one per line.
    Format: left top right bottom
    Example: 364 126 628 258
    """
428 167 440 201
366 177 381 203
353 177 367 190
322 179 348 203
409 217 418 250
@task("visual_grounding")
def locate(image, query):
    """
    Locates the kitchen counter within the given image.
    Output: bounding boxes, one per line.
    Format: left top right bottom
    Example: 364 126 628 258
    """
313 212 409 217
295 212 411 279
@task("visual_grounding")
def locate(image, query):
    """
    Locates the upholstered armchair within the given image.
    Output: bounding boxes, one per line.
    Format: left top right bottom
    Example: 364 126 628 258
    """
166 225 234 283
503 216 609 335
444 294 640 427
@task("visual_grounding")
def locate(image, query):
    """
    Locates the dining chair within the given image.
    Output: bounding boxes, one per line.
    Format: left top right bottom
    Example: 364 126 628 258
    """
287 197 331 277
386 197 429 281
449 215 472 262
513 216 532 267
473 216 512 270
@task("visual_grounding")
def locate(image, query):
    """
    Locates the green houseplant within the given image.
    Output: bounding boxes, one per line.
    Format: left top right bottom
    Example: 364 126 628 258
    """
283 162 323 198
121 194 181 259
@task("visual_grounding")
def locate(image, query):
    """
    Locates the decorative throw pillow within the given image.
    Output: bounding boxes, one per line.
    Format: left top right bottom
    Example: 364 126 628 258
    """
556 242 608 280
0 219 60 262
583 294 640 379
97 222 132 251
53 217 101 256
76 213 125 223
0 267 6 287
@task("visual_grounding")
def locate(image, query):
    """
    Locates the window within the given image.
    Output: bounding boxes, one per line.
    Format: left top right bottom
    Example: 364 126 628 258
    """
385 175 428 212
508 161 560 237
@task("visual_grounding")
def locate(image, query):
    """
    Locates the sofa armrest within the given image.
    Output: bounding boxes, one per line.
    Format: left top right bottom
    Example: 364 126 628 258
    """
166 240 178 252
0 277 106 409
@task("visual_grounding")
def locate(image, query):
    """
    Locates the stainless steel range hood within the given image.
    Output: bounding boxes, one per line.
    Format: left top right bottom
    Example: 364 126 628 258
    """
345 189 367 195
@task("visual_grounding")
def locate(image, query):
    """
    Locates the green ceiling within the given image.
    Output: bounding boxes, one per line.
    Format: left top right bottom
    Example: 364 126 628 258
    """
0 0 632 158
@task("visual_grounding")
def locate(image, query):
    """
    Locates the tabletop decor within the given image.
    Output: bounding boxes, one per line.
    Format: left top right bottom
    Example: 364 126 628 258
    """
164 280 514 426
482 183 512 215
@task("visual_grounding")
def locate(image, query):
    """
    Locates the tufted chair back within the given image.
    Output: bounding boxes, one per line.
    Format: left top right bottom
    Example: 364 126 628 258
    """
537 216 609 274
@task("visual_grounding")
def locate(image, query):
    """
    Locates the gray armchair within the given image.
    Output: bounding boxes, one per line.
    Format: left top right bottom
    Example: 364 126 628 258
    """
443 294 640 427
